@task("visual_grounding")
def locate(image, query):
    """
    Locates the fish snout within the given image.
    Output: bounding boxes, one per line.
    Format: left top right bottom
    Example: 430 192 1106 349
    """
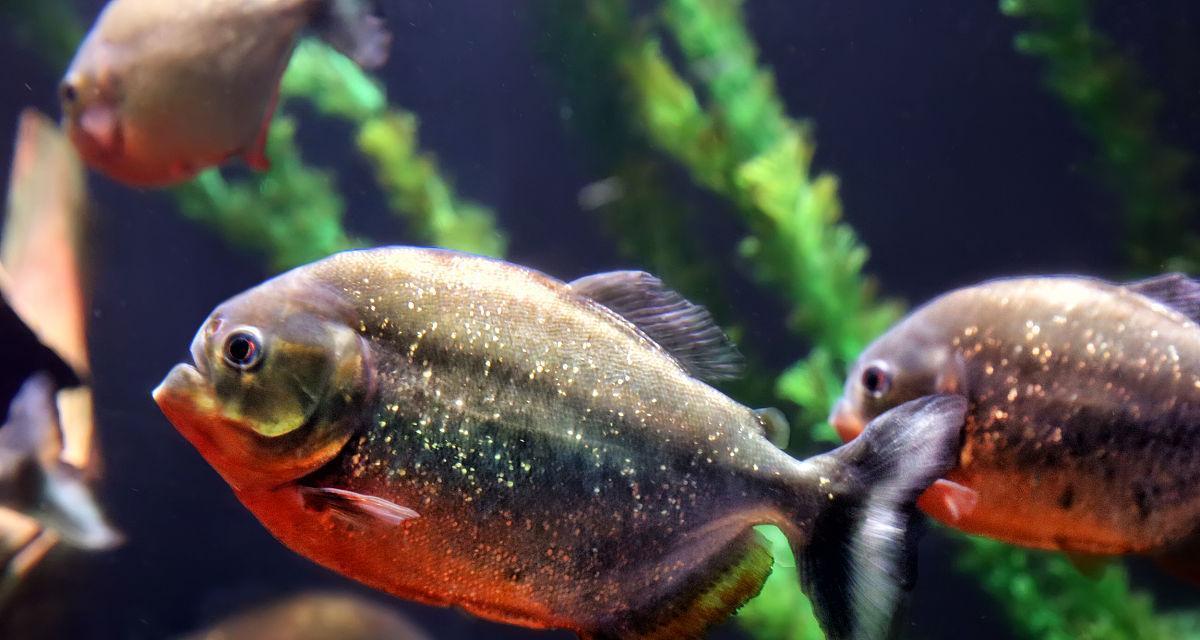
829 397 865 442
67 103 123 160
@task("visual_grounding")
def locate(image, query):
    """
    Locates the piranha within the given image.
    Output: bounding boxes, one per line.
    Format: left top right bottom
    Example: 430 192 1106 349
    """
831 275 1200 578
154 247 966 640
59 0 391 187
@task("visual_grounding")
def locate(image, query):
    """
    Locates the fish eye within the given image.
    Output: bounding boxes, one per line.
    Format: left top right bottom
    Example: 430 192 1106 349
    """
223 329 264 371
860 362 892 399
59 82 78 105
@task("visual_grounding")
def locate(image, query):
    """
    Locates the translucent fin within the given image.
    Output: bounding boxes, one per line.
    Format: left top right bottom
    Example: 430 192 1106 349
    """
37 465 122 550
312 0 392 69
2 109 90 379
301 487 419 527
754 407 790 448
569 271 744 381
796 395 966 640
600 529 773 640
0 376 119 551
916 478 979 525
1125 273 1200 324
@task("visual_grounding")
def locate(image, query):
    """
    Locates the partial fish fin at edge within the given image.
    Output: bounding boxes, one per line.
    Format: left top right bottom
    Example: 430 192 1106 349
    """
312 0 392 69
1124 273 1200 324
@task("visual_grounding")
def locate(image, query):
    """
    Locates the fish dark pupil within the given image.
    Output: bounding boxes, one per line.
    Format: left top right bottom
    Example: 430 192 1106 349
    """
223 332 261 369
862 365 890 397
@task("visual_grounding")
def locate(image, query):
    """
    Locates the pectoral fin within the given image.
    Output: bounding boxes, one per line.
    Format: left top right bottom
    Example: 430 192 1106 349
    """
300 487 419 527
917 479 979 525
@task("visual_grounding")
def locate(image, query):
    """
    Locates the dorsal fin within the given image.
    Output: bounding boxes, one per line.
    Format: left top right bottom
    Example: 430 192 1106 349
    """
569 271 744 382
1125 273 1200 323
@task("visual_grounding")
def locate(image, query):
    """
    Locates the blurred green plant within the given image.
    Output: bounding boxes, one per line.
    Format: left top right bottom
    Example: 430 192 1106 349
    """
959 539 1178 640
281 41 506 259
172 119 360 271
0 0 84 69
1001 0 1197 273
597 0 902 441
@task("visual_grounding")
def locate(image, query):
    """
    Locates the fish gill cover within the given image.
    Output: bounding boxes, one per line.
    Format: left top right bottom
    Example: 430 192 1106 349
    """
2 0 1198 638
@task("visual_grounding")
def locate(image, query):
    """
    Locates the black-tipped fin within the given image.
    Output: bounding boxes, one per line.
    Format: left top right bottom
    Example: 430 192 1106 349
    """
569 271 744 382
301 487 419 527
798 395 967 640
754 407 790 448
312 0 391 68
1125 273 1200 324
599 528 773 640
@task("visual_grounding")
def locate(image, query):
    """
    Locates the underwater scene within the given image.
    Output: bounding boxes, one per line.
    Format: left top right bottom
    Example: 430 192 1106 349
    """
2 0 1200 639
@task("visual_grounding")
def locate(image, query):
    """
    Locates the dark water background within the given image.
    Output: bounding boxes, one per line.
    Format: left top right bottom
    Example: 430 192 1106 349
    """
1 1 1199 638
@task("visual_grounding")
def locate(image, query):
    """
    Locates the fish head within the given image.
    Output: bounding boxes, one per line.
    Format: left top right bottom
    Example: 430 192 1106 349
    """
832 318 963 442
153 274 374 492
59 50 126 171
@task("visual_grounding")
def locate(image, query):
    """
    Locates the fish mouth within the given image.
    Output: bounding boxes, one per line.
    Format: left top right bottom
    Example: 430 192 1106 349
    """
69 104 124 160
828 398 865 442
152 362 209 413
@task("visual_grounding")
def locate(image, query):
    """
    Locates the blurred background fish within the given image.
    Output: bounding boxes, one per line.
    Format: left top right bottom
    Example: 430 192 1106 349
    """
180 591 432 640
0 109 119 608
59 0 391 187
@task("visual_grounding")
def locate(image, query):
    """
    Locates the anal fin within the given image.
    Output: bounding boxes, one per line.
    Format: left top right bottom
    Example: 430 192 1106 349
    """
602 529 773 640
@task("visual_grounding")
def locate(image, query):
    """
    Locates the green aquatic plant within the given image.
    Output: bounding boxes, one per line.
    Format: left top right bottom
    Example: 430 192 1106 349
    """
281 41 506 259
959 538 1177 640
594 0 901 441
172 119 360 271
1001 0 1198 273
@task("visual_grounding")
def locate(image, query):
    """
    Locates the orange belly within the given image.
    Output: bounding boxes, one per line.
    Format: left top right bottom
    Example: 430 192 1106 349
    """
234 485 578 633
921 467 1142 555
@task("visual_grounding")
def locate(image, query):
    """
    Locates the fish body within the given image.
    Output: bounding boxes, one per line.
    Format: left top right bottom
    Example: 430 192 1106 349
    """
60 0 389 186
155 247 966 639
833 275 1200 561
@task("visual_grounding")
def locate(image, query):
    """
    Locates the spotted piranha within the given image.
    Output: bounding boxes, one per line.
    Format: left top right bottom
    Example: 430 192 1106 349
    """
154 247 965 639
59 0 390 187
832 274 1200 579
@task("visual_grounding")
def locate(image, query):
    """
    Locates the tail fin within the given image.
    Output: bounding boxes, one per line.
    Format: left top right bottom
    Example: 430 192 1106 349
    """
796 395 966 640
312 0 391 69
